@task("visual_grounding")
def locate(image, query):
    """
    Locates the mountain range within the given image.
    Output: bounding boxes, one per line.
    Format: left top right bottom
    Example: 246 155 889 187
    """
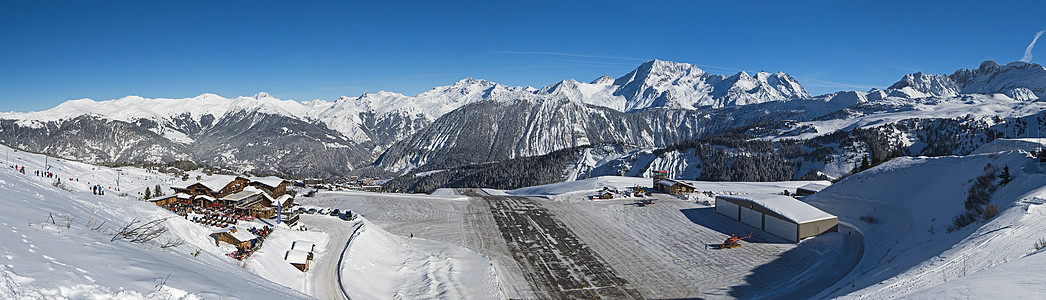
1 59 1044 181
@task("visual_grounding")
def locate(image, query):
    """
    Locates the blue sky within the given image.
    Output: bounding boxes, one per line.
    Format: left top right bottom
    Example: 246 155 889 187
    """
1 1 1044 112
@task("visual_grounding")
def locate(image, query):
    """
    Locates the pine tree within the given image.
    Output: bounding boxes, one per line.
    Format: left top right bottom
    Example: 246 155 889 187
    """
154 184 163 197
144 187 151 200
860 156 871 171
999 166 1012 186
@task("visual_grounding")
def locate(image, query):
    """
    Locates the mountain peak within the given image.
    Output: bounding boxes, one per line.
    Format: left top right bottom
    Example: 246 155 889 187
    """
253 92 272 99
591 74 614 85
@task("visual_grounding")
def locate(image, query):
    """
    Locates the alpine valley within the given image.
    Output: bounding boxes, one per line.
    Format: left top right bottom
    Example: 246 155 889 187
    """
3 59 1045 191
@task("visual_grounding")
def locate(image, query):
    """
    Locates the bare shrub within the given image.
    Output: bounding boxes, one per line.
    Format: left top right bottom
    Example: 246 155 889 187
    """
1036 238 1046 251
112 217 172 244
982 203 999 220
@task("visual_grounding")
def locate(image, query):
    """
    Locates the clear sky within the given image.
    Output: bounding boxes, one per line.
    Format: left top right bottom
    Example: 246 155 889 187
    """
2 1 1044 112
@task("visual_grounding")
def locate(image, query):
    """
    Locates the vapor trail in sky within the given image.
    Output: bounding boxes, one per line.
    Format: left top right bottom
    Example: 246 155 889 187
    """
1021 30 1045 62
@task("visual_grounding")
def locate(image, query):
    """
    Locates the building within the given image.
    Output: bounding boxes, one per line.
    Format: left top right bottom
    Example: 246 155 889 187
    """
715 194 838 243
654 179 696 196
171 175 249 199
795 183 829 196
249 176 289 198
148 195 179 206
285 250 311 272
162 175 294 217
211 227 258 251
292 240 315 253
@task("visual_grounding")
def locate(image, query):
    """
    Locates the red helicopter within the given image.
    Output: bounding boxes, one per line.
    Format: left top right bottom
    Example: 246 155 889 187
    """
718 232 752 249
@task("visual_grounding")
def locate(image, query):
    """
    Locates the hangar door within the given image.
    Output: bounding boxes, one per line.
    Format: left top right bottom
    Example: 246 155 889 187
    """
764 216 798 242
740 206 763 229
716 200 740 220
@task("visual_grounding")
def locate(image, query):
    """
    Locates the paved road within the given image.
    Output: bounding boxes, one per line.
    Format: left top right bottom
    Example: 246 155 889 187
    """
463 190 643 299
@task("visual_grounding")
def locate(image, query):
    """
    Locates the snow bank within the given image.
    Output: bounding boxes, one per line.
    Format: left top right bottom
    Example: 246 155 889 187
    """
340 218 500 299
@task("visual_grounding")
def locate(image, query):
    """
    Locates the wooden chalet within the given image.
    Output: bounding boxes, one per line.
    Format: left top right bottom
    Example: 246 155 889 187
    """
167 175 295 219
249 176 289 198
149 195 179 207
654 179 696 196
285 250 311 272
211 227 258 251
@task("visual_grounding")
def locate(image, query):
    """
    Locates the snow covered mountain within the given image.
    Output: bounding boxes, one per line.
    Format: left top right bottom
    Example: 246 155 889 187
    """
887 60 1046 100
2 59 1045 180
0 59 813 177
539 59 810 111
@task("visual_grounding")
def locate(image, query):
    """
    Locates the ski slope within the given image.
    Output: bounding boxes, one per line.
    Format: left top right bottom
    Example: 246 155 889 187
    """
806 151 1046 298
0 145 309 299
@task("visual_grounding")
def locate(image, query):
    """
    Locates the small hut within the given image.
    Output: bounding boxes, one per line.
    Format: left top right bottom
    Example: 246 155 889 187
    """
285 250 311 271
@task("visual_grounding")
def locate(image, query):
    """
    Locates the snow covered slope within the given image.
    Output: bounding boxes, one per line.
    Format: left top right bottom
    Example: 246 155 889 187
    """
805 151 1046 298
339 218 500 299
0 144 309 299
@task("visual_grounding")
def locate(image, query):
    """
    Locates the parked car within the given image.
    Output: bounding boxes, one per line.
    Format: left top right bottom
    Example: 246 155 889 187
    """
329 209 340 216
307 208 317 214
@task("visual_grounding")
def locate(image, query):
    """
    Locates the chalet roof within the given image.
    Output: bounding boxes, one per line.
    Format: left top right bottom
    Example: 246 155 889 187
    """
231 229 258 243
200 175 242 192
285 250 309 264
717 194 836 224
276 194 293 202
226 186 265 203
175 193 192 199
171 175 245 192
149 195 176 202
214 227 258 243
656 179 695 188
250 176 286 188
291 240 314 252
196 195 216 201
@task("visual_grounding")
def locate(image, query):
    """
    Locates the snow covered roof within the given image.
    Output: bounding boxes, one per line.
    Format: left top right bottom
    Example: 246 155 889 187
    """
275 194 292 203
171 175 244 192
149 195 176 202
718 194 836 224
199 175 242 192
175 193 191 199
797 183 829 193
656 179 694 188
214 227 257 243
656 180 676 186
250 176 285 188
231 229 258 243
285 250 309 264
196 195 216 201
291 240 314 252
224 189 262 202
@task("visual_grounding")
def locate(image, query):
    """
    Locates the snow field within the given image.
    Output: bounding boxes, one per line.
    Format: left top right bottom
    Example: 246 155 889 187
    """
307 181 853 299
806 151 1046 298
